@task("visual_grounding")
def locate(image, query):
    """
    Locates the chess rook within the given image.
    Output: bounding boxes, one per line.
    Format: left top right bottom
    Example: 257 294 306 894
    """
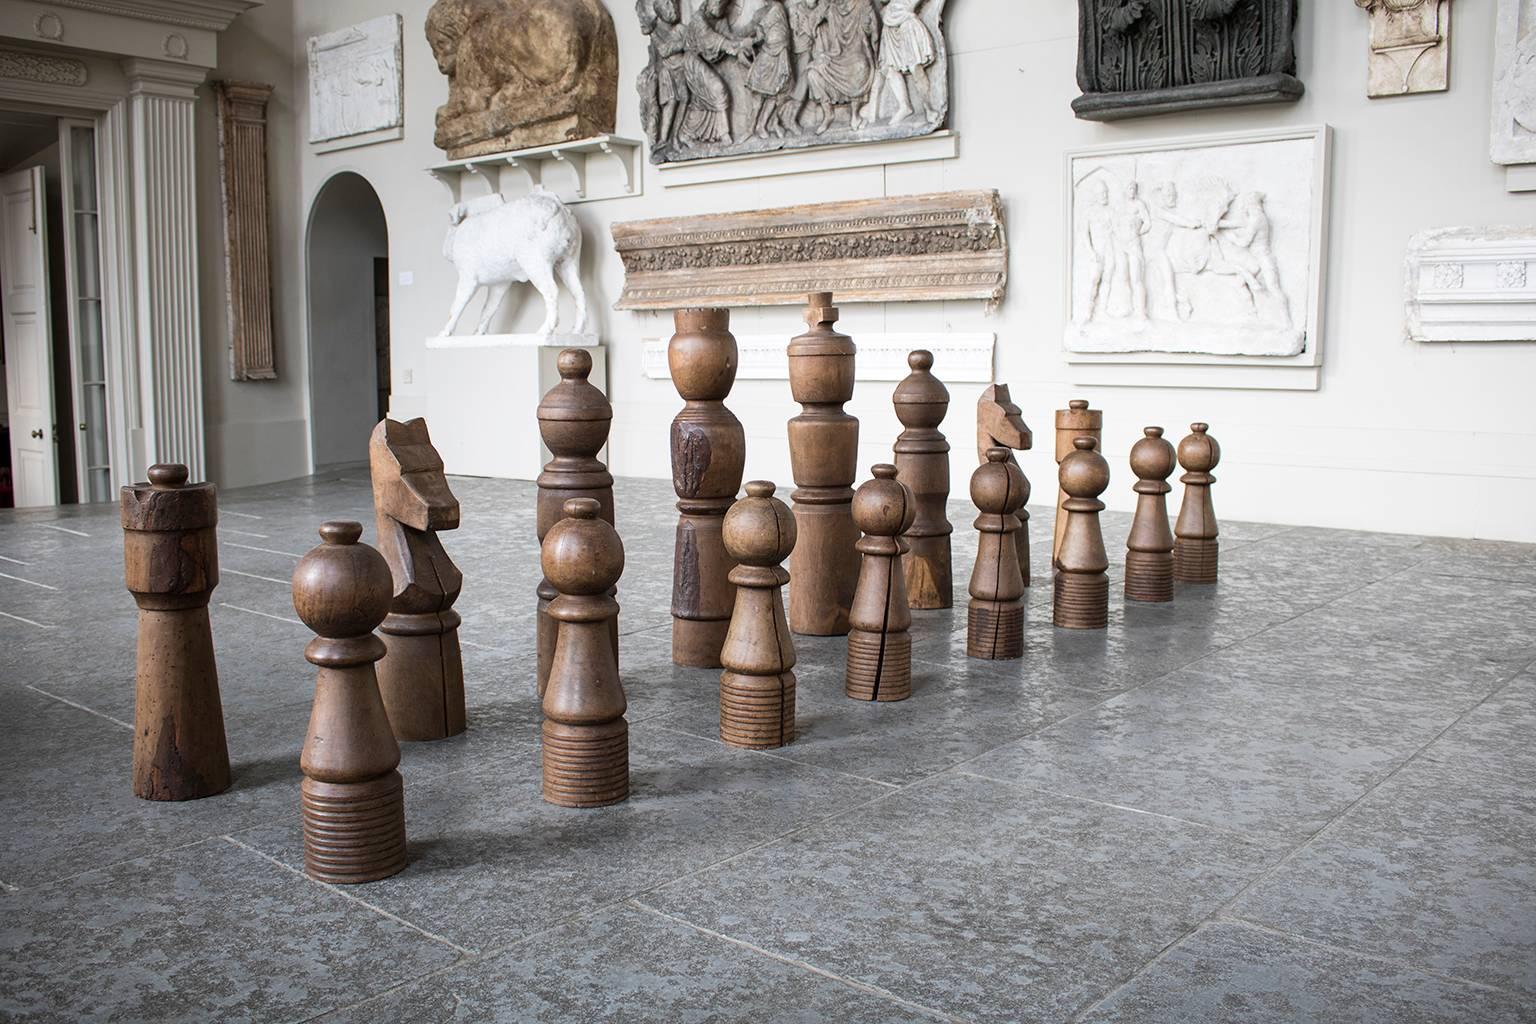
120 463 231 801
1174 422 1221 584
537 349 617 695
892 350 953 610
719 482 798 749
1125 426 1177 602
293 521 407 884
541 498 629 808
976 384 1034 586
968 448 1028 660
1053 399 1102 568
1053 437 1111 630
787 292 861 636
669 309 745 667
846 465 916 702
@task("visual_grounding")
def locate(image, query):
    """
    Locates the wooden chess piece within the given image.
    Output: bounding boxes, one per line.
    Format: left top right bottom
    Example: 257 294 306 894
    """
967 448 1027 660
976 383 1034 586
787 291 860 636
1053 437 1110 630
1125 426 1177 603
846 465 915 702
1052 399 1102 568
719 482 798 749
537 349 617 696
370 418 465 741
292 521 406 884
1173 422 1221 584
120 463 231 801
541 498 628 808
892 350 953 610
669 309 745 668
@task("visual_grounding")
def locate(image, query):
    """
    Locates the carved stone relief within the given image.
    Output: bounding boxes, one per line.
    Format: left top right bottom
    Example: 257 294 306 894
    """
215 81 277 381
307 14 404 146
1407 227 1536 342
1065 128 1328 358
426 0 619 160
611 189 1005 309
1073 0 1302 121
0 49 88 87
1355 0 1449 97
635 0 950 164
1492 0 1536 166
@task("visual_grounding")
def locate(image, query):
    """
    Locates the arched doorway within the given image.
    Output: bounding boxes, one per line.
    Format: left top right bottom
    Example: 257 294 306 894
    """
306 172 389 468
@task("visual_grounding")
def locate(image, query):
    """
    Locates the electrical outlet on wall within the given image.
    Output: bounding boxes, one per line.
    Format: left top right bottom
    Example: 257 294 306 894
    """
402 368 413 384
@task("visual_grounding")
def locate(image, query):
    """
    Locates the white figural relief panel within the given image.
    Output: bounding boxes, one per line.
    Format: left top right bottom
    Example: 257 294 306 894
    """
1492 0 1536 165
308 14 404 147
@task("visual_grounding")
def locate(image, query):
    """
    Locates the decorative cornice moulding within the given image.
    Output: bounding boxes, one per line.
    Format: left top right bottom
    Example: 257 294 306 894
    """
40 0 261 32
1406 227 1536 342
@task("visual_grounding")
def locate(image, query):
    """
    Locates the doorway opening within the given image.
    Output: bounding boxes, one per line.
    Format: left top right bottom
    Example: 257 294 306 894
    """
306 172 389 469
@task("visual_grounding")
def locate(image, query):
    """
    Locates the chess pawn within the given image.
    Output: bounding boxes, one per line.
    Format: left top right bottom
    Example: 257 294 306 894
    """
787 291 860 636
542 498 629 808
1125 427 1177 602
1173 423 1221 584
976 383 1034 586
1052 399 1102 567
846 465 916 702
719 482 798 749
892 350 953 610
967 448 1028 660
1053 437 1110 630
669 309 745 668
120 463 231 801
292 521 406 884
369 418 465 741
537 349 617 696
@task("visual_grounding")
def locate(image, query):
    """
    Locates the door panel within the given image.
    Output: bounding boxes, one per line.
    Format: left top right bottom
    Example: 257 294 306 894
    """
0 166 57 507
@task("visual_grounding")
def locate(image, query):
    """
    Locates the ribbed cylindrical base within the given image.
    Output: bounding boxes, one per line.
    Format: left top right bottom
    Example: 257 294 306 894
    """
1173 538 1219 584
967 602 1023 659
1054 572 1108 630
301 773 407 885
845 630 911 702
541 719 629 808
720 670 795 749
672 616 730 669
1124 550 1174 603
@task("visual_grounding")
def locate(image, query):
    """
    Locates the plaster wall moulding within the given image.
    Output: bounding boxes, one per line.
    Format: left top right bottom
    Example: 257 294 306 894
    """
1492 0 1536 166
38 0 261 32
1406 227 1536 342
0 49 89 86
307 14 404 150
610 188 1007 310
1354 0 1449 97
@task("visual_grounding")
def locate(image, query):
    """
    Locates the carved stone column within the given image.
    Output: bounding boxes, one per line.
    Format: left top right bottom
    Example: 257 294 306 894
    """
214 80 276 381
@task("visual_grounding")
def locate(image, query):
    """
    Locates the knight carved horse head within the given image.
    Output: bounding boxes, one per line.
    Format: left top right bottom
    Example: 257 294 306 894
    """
370 418 461 534
976 383 1033 464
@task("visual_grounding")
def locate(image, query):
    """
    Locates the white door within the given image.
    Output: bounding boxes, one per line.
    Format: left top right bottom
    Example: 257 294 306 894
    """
0 166 58 507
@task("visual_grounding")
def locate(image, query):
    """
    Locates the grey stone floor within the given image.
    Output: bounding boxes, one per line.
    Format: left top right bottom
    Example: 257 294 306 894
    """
1 469 1534 1023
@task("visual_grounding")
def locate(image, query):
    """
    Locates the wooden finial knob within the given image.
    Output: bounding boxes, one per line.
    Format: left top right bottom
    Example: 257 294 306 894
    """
1191 422 1208 433
544 499 624 594
985 447 1009 463
872 464 898 480
971 448 1028 514
557 349 593 380
292 523 393 639
148 463 189 489
1145 426 1164 438
1130 426 1176 484
744 480 775 498
853 465 914 537
1074 436 1097 451
805 291 838 324
908 349 933 371
319 520 363 545
1069 399 1090 411
563 497 601 520
1178 423 1221 473
723 480 797 566
1061 439 1110 499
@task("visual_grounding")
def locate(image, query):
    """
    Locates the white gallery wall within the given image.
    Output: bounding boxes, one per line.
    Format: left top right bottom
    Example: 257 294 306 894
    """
277 0 1536 541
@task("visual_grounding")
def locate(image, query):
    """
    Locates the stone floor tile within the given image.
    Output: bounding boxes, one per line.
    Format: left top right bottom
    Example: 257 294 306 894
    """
1417 673 1536 780
0 683 128 772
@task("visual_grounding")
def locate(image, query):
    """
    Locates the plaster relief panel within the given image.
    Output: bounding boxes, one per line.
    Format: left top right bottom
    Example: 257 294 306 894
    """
1356 0 1449 97
1492 0 1536 166
308 14 404 149
1407 227 1536 342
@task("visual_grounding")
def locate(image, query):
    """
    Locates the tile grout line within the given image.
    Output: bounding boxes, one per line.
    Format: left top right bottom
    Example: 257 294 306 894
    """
0 609 54 629
38 523 91 537
222 568 294 586
25 683 134 729
0 570 58 590
217 602 304 626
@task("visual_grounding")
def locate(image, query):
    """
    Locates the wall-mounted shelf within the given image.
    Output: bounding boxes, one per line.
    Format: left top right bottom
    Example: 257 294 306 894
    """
427 135 644 206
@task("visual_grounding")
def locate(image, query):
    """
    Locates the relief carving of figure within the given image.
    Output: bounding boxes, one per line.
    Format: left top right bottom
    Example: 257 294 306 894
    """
1216 191 1290 326
783 0 830 131
1110 180 1151 322
1078 177 1115 322
742 0 796 138
678 0 746 146
806 0 882 134
864 0 936 125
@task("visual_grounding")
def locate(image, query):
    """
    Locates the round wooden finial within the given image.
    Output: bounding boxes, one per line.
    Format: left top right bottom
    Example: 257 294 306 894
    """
1145 426 1165 438
1074 436 1097 451
319 520 363 545
1069 399 1090 411
853 464 914 537
1191 422 1208 433
148 463 189 490
1130 427 1177 482
557 349 593 380
1178 423 1221 473
744 480 774 498
563 497 600 520
292 522 393 639
805 291 838 324
986 447 1009 463
1061 438 1110 499
543 499 624 595
971 447 1028 514
873 464 898 480
908 349 933 371
723 480 797 566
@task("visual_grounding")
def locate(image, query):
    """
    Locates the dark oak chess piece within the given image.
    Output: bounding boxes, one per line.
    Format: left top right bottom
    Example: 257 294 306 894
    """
669 308 745 668
292 521 407 884
893 350 952 610
537 349 617 695
787 291 860 636
1053 437 1110 630
719 482 798 750
1125 426 1177 603
967 448 1028 660
1174 422 1221 585
370 418 465 741
1053 399 1102 568
846 465 915 702
541 498 629 808
976 383 1034 586
120 463 231 801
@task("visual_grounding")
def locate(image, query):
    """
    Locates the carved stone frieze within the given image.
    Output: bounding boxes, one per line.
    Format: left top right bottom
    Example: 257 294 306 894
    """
0 49 89 87
1073 0 1302 121
1355 0 1449 97
611 189 1006 309
1407 227 1536 342
1492 0 1536 166
215 81 277 381
308 14 404 145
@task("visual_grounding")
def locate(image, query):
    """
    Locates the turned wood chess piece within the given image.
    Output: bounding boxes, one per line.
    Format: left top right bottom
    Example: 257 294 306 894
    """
1054 437 1110 630
892 350 953 610
541 498 629 807
120 463 231 801
846 465 915 702
719 482 797 749
370 418 465 741
669 309 745 668
787 291 860 636
977 383 1034 586
968 448 1028 660
1053 399 1102 568
1174 422 1221 584
537 349 617 695
292 521 406 884
1126 427 1177 603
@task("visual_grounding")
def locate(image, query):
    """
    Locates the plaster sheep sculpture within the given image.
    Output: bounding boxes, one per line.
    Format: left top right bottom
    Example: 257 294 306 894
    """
439 186 589 338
